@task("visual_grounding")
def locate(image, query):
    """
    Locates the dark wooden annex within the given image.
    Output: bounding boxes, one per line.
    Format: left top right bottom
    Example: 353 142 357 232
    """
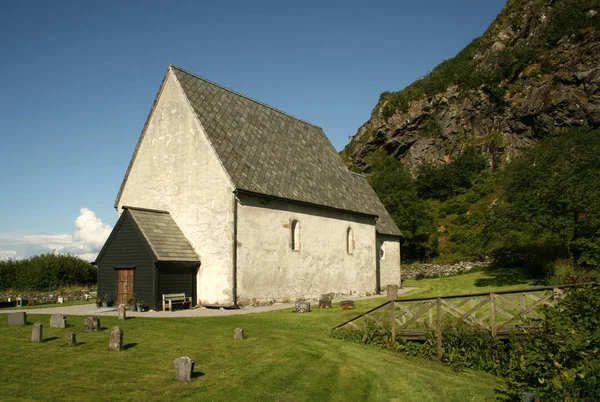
95 207 199 311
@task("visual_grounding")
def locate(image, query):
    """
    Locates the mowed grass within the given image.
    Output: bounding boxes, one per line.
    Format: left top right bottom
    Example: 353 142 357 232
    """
402 267 540 299
0 299 500 402
0 300 95 310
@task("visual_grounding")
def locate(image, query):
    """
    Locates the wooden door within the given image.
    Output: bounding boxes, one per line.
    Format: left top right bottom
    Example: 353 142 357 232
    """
117 269 134 305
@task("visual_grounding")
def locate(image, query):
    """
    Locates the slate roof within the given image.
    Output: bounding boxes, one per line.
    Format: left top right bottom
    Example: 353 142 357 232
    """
126 207 199 262
169 66 401 236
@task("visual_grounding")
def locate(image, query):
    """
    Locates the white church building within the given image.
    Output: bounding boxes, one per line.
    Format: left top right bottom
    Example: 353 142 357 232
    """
96 65 401 309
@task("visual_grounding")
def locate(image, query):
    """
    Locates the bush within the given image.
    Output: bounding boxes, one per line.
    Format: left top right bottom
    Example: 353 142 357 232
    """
503 286 600 399
417 148 487 201
0 253 96 291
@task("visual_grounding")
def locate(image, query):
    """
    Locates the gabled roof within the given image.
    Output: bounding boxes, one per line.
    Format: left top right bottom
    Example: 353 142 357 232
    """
116 65 401 236
96 207 199 263
127 207 199 262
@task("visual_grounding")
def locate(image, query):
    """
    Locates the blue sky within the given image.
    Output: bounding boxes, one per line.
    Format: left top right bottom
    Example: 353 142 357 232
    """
0 0 506 260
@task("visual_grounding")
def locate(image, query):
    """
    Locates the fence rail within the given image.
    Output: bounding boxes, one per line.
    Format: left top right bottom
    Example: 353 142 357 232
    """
333 283 595 360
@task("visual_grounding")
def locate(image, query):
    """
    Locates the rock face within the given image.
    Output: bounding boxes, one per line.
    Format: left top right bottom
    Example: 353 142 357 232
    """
344 1 600 173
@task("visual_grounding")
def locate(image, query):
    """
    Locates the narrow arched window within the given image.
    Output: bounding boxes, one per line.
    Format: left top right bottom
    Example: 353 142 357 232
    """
291 220 300 251
347 227 354 254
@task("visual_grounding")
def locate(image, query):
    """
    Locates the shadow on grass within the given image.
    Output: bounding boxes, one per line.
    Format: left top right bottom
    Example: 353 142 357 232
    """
191 371 205 379
43 337 59 342
475 266 545 288
123 343 138 350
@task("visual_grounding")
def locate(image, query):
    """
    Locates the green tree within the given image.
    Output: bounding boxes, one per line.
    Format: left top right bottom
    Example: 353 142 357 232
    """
416 147 487 201
484 127 600 268
0 253 97 291
366 151 436 261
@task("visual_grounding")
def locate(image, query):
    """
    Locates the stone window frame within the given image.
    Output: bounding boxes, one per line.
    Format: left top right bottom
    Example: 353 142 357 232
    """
291 219 300 251
346 227 354 255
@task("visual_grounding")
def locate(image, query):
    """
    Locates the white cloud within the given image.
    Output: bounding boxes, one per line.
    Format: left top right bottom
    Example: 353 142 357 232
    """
73 208 113 251
0 208 112 262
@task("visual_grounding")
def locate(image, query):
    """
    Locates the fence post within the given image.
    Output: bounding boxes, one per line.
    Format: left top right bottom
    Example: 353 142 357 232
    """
490 293 497 338
390 301 396 343
437 297 442 361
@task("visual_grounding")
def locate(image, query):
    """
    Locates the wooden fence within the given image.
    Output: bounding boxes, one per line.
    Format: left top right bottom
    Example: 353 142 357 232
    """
333 284 594 360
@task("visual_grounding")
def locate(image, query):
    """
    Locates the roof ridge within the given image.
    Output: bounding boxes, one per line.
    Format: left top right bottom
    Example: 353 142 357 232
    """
122 205 170 214
169 64 323 130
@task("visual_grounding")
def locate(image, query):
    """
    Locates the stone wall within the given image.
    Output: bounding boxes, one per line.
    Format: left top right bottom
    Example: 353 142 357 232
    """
0 288 97 304
116 69 235 305
402 260 491 280
236 192 378 304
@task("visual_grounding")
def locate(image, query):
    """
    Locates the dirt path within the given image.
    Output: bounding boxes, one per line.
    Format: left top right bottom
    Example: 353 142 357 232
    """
0 288 417 318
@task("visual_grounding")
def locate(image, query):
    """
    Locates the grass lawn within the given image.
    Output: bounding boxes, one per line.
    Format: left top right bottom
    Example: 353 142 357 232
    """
401 267 541 299
0 298 501 402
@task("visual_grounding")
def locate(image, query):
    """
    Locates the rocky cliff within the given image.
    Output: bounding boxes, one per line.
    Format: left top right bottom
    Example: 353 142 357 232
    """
344 0 600 173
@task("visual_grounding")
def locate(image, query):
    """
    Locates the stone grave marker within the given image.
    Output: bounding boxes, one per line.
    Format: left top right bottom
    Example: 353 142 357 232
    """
65 332 77 346
319 299 332 309
174 357 195 382
117 304 126 320
321 292 335 300
295 301 311 313
31 323 43 343
84 317 100 332
8 312 27 327
234 328 245 340
386 285 398 301
50 314 67 328
340 300 355 309
108 326 123 351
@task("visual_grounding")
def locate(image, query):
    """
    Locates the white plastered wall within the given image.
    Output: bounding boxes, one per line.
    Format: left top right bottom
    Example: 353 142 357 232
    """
377 234 402 287
116 69 234 304
235 193 377 303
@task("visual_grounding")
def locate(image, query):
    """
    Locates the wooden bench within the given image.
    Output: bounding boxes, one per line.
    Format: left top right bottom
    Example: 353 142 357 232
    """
162 293 192 312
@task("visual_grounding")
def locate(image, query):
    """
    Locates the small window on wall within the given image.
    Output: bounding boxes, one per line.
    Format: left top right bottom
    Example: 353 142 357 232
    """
378 240 385 260
291 220 300 251
347 227 354 254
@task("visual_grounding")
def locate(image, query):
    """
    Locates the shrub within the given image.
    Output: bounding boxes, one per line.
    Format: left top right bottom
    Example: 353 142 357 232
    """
417 148 487 201
503 286 600 399
0 253 96 291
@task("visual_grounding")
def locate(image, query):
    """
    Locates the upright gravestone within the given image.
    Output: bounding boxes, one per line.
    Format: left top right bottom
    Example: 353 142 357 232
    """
295 301 311 313
8 312 27 327
109 326 123 351
386 285 398 301
117 304 126 320
65 332 77 346
83 317 100 332
50 314 67 328
340 300 355 309
234 328 245 340
319 299 332 309
174 357 195 382
31 323 43 343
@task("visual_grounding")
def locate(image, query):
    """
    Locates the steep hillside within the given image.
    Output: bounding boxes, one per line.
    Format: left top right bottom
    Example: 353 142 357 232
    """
343 0 599 173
